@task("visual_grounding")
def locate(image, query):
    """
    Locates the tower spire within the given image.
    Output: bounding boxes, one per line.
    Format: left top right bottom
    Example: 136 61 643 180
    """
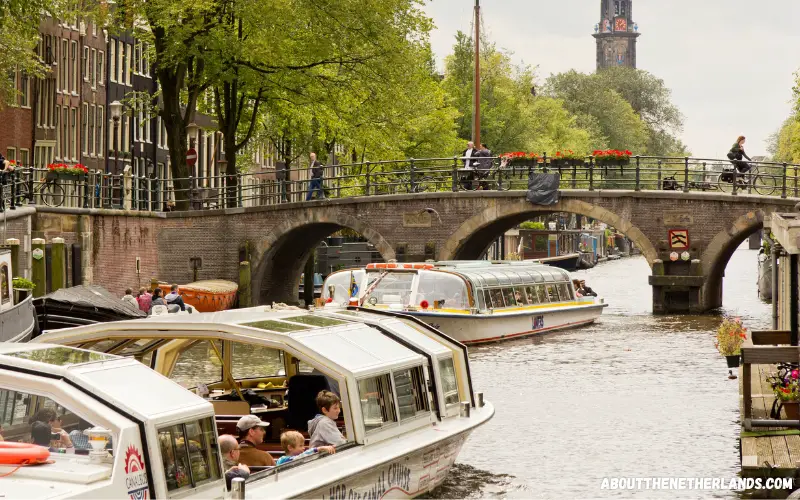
592 0 640 71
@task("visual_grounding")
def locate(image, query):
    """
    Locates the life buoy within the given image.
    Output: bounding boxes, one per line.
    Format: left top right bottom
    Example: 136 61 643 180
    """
0 442 50 465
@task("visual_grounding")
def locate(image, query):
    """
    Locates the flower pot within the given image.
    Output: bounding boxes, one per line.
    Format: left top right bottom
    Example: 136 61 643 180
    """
783 401 800 420
13 288 31 302
725 354 740 368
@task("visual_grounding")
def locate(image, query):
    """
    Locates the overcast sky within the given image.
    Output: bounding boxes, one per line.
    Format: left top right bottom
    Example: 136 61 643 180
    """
423 0 800 157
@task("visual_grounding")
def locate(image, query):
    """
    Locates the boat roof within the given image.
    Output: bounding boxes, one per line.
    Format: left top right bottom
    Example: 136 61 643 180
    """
0 343 211 421
36 307 430 377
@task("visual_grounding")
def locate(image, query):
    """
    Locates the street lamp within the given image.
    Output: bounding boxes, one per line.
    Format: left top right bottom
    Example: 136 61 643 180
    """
109 101 124 177
186 122 199 147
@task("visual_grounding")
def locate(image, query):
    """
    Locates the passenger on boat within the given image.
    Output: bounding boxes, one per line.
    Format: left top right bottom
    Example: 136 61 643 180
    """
136 287 152 314
122 289 138 309
151 288 166 307
236 415 276 466
308 391 346 448
276 430 335 466
579 280 598 297
68 419 92 450
165 284 186 311
219 434 250 490
29 408 72 449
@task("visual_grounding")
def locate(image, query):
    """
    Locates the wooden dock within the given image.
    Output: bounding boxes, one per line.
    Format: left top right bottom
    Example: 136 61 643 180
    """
740 331 800 484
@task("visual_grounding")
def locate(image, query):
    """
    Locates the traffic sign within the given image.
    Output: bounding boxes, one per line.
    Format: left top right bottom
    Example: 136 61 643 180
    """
668 229 689 250
186 148 198 167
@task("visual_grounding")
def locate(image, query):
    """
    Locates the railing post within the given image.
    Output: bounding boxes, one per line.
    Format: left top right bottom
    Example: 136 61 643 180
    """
452 157 458 192
683 156 690 193
542 152 548 174
0 172 6 213
657 159 662 189
365 161 371 196
9 169 16 210
237 173 243 208
634 155 641 191
588 157 594 191
782 163 788 199
120 173 127 209
83 172 89 208
732 166 739 196
795 165 798 198
409 158 416 192
571 162 577 189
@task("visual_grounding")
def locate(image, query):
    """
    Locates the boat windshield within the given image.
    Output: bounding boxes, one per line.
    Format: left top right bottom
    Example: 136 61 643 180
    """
414 271 469 309
322 270 366 303
364 272 415 307
4 346 116 366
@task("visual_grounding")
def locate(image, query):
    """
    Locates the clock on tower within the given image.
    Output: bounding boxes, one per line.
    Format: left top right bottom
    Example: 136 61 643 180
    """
614 17 627 32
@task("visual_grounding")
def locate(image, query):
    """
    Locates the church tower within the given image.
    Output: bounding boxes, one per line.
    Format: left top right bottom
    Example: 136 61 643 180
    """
592 0 640 70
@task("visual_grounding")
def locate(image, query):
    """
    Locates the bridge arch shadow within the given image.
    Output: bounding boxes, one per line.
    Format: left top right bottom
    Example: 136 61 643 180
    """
441 198 659 264
701 210 765 310
252 212 395 305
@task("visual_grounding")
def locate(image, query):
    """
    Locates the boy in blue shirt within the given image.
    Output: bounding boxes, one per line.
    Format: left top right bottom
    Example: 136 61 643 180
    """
276 430 335 465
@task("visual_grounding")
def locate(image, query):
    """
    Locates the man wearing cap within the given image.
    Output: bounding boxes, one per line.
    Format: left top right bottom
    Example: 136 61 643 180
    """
236 415 275 466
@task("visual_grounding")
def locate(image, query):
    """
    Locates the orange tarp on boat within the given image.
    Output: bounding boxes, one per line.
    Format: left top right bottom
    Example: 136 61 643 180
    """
155 280 238 312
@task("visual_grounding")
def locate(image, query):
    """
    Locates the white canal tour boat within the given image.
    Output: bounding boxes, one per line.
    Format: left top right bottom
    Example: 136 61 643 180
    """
322 261 607 344
24 306 493 498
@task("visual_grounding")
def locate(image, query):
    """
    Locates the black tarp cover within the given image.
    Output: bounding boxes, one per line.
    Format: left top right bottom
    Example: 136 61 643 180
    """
526 173 561 205
34 285 146 333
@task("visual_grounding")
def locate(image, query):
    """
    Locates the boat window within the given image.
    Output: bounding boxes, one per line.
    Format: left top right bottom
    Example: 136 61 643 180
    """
4 346 116 365
170 340 223 389
536 285 549 303
158 416 221 492
81 339 119 353
365 272 414 307
415 271 469 309
243 320 312 333
529 271 544 283
502 288 517 307
231 344 284 380
557 283 573 301
393 366 429 420
438 358 459 405
515 287 531 305
482 290 492 309
546 284 559 302
489 289 505 308
281 315 349 327
525 286 538 304
476 289 486 310
322 270 365 303
357 375 397 432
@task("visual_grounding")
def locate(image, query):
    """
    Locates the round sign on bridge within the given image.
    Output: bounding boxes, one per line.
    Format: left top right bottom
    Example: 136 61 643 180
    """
186 148 198 167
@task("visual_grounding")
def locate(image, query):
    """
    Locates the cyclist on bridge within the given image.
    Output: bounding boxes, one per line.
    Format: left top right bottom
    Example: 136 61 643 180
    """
727 135 752 174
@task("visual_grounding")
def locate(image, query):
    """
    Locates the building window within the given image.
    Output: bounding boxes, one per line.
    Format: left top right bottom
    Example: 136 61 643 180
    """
123 115 130 152
143 43 149 76
62 107 68 161
82 103 89 154
70 107 77 160
117 41 123 84
48 79 55 128
97 51 104 86
70 40 78 94
109 41 116 83
97 105 104 155
61 39 67 92
134 41 141 75
90 48 96 89
125 43 132 85
89 104 95 156
145 109 151 143
34 141 55 168
55 105 61 159
83 46 89 81
19 149 29 168
133 101 140 142
5 148 16 162
19 71 29 107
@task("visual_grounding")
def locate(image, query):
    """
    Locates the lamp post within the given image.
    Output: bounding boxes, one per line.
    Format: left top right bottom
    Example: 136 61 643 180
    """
146 159 155 211
109 100 122 175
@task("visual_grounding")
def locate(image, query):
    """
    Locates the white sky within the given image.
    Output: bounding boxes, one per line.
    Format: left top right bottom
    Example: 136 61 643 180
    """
423 0 800 157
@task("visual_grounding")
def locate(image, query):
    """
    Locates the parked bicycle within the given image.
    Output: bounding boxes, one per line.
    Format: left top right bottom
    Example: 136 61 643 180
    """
717 163 777 195
15 173 66 207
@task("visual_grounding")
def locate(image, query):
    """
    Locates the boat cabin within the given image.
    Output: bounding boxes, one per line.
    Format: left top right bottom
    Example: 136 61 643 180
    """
0 247 38 342
32 307 485 496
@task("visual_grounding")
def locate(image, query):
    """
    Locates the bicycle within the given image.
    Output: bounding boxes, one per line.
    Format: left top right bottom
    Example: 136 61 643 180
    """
458 163 513 191
717 163 776 195
15 173 66 207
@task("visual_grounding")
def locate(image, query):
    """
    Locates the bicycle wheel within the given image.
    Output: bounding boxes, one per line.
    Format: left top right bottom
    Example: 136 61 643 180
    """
41 182 65 207
717 175 733 193
753 173 777 196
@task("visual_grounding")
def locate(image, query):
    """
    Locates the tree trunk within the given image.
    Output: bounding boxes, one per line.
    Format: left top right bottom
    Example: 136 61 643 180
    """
160 75 191 210
224 134 238 208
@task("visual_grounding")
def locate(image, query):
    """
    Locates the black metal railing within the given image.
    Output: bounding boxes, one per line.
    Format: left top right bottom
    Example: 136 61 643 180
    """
1 155 798 213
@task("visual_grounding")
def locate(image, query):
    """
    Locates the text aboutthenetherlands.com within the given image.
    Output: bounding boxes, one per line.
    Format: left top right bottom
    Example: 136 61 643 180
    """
600 478 794 490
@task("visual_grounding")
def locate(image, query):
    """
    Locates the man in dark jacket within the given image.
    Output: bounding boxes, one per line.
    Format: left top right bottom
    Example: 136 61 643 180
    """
474 144 493 190
306 152 325 201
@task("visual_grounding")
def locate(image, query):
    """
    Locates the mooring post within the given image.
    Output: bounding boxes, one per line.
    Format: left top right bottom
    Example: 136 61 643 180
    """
31 238 46 297
239 261 251 308
51 237 66 292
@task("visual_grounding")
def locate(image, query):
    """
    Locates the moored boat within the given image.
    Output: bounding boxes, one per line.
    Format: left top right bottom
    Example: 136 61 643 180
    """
0 248 38 342
322 260 607 344
32 306 493 498
154 279 238 312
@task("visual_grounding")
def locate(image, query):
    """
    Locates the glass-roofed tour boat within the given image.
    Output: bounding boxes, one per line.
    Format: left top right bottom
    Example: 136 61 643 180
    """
28 306 493 498
322 261 607 344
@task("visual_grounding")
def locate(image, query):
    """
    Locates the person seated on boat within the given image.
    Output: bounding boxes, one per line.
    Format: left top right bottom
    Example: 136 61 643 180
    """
68 418 92 450
151 288 166 308
572 280 583 298
29 408 72 449
308 390 346 448
136 287 152 314
236 415 275 467
276 430 335 466
579 281 597 297
219 434 250 490
165 284 186 311
122 288 138 309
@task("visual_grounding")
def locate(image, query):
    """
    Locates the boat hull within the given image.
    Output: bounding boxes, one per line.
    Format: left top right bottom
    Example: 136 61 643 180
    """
406 302 607 344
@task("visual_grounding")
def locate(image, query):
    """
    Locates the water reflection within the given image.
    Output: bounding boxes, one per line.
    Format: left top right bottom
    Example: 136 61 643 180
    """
434 246 769 498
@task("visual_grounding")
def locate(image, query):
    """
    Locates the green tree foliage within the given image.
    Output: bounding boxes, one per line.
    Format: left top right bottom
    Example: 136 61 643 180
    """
769 115 800 164
441 32 591 155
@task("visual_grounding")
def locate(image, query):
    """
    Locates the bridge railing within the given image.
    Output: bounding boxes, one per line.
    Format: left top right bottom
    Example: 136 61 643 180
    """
1 155 799 212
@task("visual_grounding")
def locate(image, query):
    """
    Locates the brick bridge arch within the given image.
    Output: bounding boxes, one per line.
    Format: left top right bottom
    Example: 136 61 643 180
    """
251 210 395 305
441 198 659 264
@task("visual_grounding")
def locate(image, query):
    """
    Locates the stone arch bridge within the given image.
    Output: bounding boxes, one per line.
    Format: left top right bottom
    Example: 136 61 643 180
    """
24 190 800 313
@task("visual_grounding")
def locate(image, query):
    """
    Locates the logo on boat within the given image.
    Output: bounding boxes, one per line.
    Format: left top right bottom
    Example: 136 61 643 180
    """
125 445 149 500
532 315 544 330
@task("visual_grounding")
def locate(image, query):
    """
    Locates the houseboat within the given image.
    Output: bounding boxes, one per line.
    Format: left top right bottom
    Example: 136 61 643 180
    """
322 261 607 344
0 248 38 342
30 306 493 498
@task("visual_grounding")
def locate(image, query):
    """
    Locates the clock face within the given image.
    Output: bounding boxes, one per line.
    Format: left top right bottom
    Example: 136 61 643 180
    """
614 17 627 32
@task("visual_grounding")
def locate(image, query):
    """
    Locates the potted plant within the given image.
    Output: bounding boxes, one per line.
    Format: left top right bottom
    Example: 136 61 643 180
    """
593 149 632 166
715 317 747 368
12 276 35 302
768 370 800 419
47 163 89 180
500 152 540 168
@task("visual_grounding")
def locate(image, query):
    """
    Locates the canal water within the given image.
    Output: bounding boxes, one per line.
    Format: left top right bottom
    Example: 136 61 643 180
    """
434 245 771 498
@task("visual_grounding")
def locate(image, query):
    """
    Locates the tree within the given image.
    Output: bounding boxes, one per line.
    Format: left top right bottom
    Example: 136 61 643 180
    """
769 115 800 164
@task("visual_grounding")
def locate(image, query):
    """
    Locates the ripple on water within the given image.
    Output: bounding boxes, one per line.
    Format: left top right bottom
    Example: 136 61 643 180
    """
434 247 770 498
